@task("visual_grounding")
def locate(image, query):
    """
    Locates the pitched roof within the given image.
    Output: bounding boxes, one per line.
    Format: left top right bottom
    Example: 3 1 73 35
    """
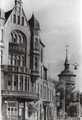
5 9 13 22
28 14 40 30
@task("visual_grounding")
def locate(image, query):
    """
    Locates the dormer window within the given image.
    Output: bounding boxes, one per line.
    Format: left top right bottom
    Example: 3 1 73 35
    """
22 17 24 26
18 16 20 25
13 14 16 23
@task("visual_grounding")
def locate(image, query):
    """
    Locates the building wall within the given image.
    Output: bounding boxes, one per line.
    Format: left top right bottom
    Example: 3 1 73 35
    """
0 1 56 120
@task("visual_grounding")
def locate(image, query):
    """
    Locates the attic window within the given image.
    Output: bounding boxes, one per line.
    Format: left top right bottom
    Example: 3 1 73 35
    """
22 17 24 26
13 14 16 23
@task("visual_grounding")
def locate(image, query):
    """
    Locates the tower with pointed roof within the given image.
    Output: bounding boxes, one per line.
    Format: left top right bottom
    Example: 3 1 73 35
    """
56 46 76 118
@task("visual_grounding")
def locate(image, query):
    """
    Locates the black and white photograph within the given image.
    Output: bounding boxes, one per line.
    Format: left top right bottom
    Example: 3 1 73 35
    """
0 0 81 120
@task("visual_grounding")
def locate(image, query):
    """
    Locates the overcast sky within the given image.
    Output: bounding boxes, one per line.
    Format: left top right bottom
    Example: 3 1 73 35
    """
0 0 82 91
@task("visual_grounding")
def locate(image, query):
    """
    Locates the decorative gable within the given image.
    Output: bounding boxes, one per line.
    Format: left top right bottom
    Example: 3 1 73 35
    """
4 0 28 27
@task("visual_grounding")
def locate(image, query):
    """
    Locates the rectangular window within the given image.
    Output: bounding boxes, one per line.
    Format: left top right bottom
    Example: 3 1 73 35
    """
7 101 18 119
35 38 38 50
1 50 3 65
18 16 20 25
25 77 27 91
35 56 38 71
1 28 3 42
8 75 12 90
43 67 47 80
40 85 42 98
43 86 46 99
22 56 25 66
17 56 20 66
14 75 18 90
41 66 42 79
47 88 49 100
22 17 24 26
28 78 29 92
38 84 39 97
20 76 23 90
13 14 16 23
41 48 43 62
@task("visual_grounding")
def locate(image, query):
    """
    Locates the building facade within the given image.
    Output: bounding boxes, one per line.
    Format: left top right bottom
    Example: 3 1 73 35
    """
0 0 56 120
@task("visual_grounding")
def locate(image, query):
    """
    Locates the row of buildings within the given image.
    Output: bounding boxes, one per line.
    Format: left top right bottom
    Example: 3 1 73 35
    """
0 0 82 120
0 0 56 120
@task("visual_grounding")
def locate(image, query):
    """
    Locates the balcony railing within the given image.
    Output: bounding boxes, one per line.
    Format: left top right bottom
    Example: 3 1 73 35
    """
1 90 39 101
1 65 31 75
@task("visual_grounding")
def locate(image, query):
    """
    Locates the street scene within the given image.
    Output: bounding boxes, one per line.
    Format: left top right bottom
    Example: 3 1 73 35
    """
0 0 81 120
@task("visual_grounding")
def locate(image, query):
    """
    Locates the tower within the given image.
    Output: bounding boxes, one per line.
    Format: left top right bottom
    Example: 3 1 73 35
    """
28 14 40 82
57 46 76 118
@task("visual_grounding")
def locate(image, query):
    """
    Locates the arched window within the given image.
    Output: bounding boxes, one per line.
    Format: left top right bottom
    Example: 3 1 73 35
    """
9 30 27 67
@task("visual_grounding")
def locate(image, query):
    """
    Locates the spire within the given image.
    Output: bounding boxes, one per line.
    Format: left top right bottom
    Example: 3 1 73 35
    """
64 45 70 70
15 0 23 7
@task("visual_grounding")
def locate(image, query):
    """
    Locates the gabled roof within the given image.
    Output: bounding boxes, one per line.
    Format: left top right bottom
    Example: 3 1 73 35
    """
5 9 13 22
28 14 40 30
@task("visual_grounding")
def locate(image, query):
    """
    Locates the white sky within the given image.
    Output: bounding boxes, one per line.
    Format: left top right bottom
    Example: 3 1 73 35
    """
0 0 82 91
